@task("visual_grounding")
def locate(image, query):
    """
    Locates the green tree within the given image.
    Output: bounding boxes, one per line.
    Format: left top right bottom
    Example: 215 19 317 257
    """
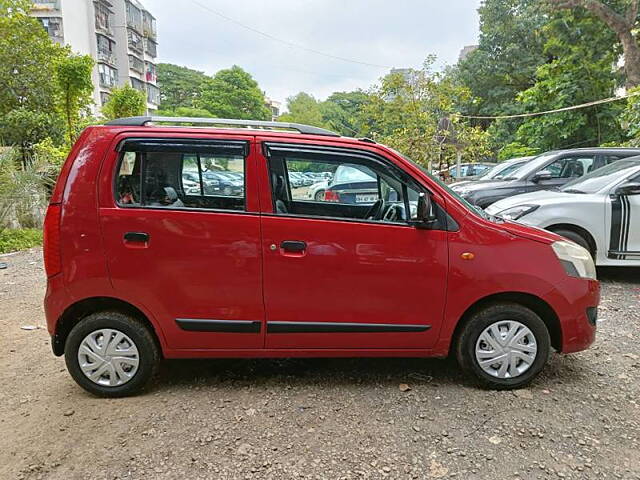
102 85 147 121
548 0 640 87
0 0 64 115
54 53 95 144
198 66 270 120
278 92 328 128
157 63 209 110
512 8 623 151
0 109 62 166
321 90 370 136
362 59 491 169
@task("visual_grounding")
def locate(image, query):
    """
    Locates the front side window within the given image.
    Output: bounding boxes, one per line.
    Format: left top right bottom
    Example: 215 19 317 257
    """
268 147 423 225
543 156 595 179
115 140 246 211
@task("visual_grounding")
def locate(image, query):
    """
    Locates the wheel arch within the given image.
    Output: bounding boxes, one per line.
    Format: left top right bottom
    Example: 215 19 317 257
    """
52 296 163 357
546 223 597 256
449 291 562 355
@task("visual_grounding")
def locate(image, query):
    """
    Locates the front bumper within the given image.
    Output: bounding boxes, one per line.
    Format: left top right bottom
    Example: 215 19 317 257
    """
554 278 599 354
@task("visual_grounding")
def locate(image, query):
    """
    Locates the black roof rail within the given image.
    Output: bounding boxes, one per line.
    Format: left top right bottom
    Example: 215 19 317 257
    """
105 116 340 137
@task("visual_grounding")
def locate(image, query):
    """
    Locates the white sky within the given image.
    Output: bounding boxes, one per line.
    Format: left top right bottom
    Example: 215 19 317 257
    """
143 0 482 106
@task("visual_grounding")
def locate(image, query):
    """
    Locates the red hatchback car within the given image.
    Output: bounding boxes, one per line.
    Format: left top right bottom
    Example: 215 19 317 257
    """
43 117 599 397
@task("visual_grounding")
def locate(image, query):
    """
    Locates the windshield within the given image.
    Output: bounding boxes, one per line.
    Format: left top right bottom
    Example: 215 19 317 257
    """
485 160 528 180
509 152 558 180
561 158 640 194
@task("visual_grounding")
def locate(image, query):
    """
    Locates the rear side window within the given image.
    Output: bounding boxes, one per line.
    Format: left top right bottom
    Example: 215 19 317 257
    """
115 139 247 211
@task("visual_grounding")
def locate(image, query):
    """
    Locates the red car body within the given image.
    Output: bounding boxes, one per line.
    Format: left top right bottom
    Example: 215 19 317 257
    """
44 125 598 363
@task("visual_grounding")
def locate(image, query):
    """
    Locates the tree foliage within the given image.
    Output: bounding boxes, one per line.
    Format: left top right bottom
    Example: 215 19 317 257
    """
157 63 209 110
197 66 271 120
278 93 329 128
101 85 147 120
54 53 95 144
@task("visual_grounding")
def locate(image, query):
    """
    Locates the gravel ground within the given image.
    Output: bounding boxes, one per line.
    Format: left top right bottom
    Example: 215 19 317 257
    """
0 248 639 480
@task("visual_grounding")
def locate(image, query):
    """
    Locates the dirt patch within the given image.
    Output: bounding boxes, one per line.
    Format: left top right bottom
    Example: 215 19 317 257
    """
1 248 639 479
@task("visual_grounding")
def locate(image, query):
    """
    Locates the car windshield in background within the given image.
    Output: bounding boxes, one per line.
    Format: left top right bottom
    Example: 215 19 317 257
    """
334 166 375 183
489 161 528 180
561 158 640 194
504 152 560 180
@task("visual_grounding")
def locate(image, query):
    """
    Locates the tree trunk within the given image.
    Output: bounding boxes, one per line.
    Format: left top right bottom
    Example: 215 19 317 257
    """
620 31 640 88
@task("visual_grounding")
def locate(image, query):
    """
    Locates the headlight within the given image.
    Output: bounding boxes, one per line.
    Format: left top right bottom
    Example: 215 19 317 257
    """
552 240 596 280
496 204 539 221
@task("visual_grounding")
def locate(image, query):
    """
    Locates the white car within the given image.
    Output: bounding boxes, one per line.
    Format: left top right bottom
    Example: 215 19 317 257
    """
485 158 640 266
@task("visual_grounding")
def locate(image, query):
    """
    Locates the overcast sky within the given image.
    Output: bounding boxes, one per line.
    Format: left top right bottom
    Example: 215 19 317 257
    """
144 1 482 107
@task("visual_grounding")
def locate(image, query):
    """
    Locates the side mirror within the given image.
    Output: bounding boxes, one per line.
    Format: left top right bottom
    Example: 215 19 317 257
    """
532 170 553 183
614 181 640 196
412 192 438 228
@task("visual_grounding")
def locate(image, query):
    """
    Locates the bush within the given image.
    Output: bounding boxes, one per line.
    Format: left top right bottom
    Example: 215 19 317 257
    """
0 228 42 254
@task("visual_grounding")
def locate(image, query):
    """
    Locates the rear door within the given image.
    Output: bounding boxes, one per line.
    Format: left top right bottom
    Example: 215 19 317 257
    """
99 135 264 351
257 141 449 350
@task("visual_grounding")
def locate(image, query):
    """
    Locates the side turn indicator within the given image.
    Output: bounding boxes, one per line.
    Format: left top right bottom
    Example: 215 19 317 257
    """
461 252 475 260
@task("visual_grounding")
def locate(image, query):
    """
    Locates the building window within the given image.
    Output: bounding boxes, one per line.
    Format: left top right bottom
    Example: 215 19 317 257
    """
142 10 156 39
127 29 143 54
94 2 113 35
37 17 63 41
145 62 156 83
144 38 157 58
129 55 144 73
100 92 111 106
98 64 118 88
130 77 146 92
147 84 160 104
126 1 142 33
96 33 115 65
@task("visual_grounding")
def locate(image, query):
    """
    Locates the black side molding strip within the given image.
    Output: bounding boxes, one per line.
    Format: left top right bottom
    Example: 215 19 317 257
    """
267 321 431 334
175 319 261 333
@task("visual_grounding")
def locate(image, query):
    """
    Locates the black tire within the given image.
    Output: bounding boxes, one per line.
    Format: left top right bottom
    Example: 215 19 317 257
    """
64 311 160 397
314 189 325 201
456 303 550 390
551 228 593 257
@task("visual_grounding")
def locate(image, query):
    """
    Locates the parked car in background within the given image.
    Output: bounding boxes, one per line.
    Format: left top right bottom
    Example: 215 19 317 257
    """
455 148 640 208
307 179 329 201
486 157 640 266
323 164 378 203
437 162 496 180
450 156 533 190
202 171 243 196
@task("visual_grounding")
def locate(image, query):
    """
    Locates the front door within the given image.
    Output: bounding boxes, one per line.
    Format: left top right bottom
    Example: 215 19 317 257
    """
607 172 640 261
99 135 264 351
259 142 448 350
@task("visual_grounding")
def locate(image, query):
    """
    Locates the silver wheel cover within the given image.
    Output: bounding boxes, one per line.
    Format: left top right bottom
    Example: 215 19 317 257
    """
77 329 140 387
475 320 537 379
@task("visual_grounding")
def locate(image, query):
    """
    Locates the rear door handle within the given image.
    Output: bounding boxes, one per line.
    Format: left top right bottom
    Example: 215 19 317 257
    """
280 240 306 252
124 232 149 243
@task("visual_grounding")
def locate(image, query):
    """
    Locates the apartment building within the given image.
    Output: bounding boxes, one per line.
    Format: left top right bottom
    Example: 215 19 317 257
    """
31 0 160 114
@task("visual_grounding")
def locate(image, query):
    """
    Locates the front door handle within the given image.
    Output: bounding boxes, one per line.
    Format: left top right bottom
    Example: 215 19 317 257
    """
280 240 306 252
124 232 149 243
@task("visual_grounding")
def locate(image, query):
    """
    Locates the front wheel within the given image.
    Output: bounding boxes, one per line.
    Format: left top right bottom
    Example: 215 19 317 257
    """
456 303 550 389
64 312 160 397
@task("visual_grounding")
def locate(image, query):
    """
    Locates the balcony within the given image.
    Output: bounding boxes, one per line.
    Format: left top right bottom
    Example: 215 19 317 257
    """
144 38 157 58
127 29 143 54
126 1 143 34
94 1 114 37
97 51 116 66
142 11 157 40
129 55 144 74
147 84 160 105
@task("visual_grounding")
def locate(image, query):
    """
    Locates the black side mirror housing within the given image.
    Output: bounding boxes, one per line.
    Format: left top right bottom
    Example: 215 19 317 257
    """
614 181 640 196
532 170 553 183
411 192 438 228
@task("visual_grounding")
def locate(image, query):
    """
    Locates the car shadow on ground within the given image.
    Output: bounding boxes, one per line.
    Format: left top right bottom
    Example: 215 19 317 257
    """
156 356 467 391
149 351 594 394
597 266 640 284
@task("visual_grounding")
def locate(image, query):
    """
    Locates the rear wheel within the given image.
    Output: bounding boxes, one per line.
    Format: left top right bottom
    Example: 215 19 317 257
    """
456 303 550 389
314 189 326 201
64 311 160 397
